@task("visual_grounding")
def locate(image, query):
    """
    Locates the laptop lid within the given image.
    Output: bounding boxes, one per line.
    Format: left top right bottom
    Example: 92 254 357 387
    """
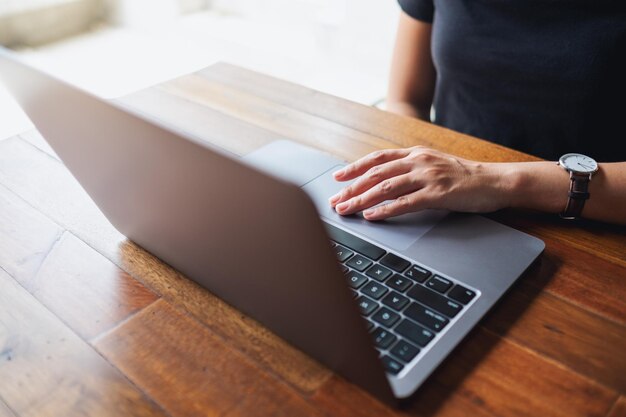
0 48 396 404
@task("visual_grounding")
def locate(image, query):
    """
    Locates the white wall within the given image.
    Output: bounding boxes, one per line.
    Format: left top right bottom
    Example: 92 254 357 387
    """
208 0 400 103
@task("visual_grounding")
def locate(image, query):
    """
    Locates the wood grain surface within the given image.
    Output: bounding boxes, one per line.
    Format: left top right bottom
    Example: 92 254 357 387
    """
0 62 624 417
0 269 168 417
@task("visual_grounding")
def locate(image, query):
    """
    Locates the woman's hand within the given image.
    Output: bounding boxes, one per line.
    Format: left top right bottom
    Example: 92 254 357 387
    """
329 147 518 220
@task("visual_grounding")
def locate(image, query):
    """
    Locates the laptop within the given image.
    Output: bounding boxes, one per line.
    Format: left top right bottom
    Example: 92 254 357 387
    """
0 49 545 405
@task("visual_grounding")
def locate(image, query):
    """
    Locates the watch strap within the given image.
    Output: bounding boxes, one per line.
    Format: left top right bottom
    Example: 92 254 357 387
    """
561 173 591 219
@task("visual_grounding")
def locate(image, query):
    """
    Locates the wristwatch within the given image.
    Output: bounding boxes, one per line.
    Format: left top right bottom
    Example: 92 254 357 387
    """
557 153 598 219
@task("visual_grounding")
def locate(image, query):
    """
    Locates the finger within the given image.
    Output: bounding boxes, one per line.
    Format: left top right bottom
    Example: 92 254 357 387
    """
333 148 411 181
362 191 436 220
335 173 422 215
329 160 411 207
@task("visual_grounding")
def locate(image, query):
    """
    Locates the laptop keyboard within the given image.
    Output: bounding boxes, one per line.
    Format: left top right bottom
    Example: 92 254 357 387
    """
325 223 478 376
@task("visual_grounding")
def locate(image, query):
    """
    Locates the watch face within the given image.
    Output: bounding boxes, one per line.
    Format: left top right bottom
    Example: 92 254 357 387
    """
559 153 598 174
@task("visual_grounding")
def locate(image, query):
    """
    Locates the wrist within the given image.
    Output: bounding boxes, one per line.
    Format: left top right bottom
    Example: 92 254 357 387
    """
487 162 526 209
503 161 570 213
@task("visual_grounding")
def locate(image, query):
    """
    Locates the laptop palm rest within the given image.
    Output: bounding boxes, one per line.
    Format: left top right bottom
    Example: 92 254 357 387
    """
242 139 343 187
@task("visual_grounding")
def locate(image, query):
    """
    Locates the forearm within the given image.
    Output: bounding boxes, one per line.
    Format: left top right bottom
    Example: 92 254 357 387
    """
384 100 431 120
387 13 436 123
500 161 626 224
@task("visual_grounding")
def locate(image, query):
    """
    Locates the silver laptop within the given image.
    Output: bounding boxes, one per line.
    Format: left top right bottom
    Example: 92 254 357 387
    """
0 49 544 405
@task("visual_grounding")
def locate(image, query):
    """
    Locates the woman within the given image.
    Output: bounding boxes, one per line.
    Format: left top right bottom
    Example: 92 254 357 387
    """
330 1 626 224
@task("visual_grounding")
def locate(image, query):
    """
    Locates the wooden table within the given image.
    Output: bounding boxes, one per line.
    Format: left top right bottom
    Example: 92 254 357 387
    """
1 63 625 417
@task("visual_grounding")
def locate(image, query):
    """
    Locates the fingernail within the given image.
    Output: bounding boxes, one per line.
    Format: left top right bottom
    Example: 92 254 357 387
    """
333 169 345 178
336 201 349 212
329 194 340 204
363 208 375 217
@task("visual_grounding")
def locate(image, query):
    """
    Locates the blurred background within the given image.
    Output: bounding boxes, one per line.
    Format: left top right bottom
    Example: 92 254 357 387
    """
0 0 400 141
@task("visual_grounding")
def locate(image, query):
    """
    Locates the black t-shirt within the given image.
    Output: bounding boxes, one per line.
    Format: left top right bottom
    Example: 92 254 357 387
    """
398 0 626 161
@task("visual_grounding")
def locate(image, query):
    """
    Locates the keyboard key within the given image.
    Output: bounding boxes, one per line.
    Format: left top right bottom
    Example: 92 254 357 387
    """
381 292 410 311
361 281 389 300
365 265 393 282
346 271 368 289
346 254 373 272
335 245 354 262
404 302 449 332
448 285 477 304
387 274 412 292
381 355 404 375
356 296 378 316
395 319 435 347
324 223 386 260
372 328 396 349
366 321 375 332
371 307 400 328
404 265 431 282
390 340 420 363
406 285 462 318
380 253 411 272
340 265 349 274
426 275 452 293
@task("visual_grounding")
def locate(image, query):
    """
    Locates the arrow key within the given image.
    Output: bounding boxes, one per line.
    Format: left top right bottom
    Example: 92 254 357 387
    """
381 291 410 311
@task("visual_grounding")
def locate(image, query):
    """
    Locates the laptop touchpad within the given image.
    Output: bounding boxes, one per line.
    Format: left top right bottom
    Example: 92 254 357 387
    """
303 167 448 252
242 140 344 187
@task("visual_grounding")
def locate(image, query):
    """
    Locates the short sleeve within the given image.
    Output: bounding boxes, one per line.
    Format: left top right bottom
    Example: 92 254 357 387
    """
398 0 434 23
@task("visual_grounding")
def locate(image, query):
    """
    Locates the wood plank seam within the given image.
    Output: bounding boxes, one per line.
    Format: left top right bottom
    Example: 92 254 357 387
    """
480 327 621 398
17 131 60 161
86 302 174 410
93 298 326 417
605 396 626 417
606 397 620 417
87 296 163 346
90 283 325 397
0 179 65 281
525 279 626 330
0 396 17 417
16 133 61 163
0 181 66 242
